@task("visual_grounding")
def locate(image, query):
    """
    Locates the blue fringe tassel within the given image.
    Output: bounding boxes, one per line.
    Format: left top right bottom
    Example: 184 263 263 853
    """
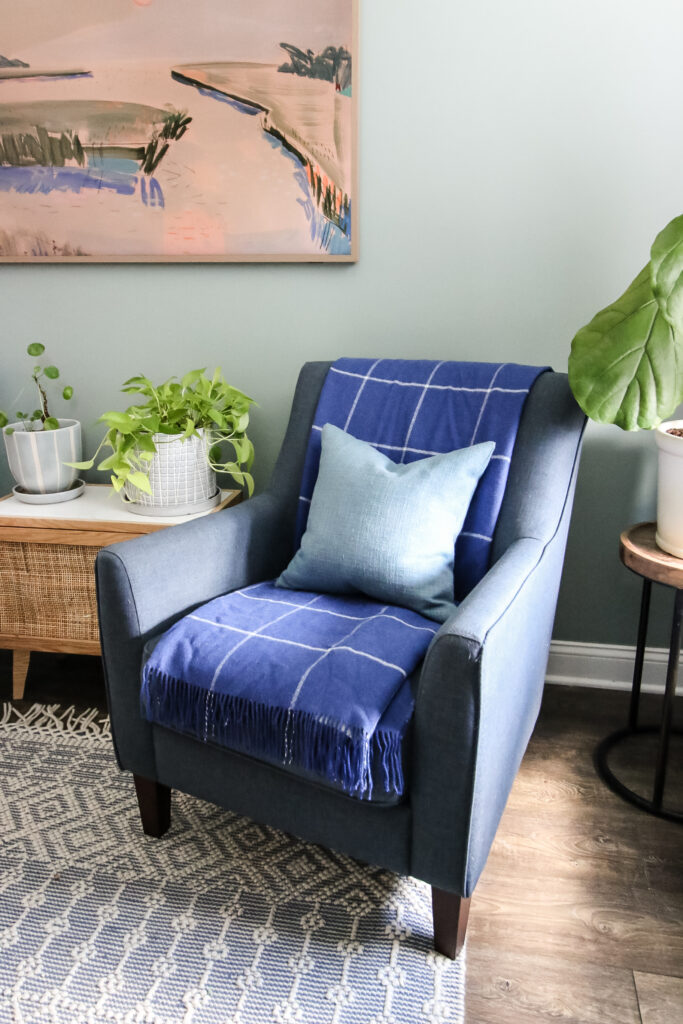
141 667 405 799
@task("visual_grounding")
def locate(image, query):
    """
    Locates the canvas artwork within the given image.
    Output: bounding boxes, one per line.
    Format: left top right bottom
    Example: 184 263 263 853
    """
0 0 357 262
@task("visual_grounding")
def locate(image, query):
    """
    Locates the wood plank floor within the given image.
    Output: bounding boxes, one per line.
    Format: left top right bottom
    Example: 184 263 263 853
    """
468 684 683 1024
1 651 681 1024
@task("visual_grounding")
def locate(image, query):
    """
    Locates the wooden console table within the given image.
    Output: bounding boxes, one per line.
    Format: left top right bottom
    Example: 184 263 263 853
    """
0 484 241 700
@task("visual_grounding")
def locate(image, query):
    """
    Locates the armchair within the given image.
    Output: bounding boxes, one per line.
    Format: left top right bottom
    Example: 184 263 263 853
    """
95 361 585 958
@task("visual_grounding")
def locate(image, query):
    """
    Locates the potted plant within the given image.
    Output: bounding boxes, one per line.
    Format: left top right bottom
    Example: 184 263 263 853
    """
71 368 255 516
0 343 81 502
568 214 683 556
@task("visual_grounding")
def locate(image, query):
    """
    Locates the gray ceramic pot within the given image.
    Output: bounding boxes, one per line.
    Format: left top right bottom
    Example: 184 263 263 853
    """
3 418 82 494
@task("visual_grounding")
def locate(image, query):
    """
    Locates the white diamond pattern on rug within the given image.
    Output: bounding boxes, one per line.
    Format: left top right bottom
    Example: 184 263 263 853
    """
0 704 465 1023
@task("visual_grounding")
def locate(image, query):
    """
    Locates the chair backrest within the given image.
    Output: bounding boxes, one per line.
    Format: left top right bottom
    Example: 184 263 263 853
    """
267 361 585 586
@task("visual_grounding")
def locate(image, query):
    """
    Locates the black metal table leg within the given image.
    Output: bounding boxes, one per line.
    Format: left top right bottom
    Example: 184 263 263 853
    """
653 589 683 809
628 578 651 730
595 579 682 824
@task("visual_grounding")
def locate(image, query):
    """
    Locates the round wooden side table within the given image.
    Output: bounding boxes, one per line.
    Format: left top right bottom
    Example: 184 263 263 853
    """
595 522 682 822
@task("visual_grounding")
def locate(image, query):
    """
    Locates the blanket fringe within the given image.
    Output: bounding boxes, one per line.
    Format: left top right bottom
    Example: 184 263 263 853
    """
141 669 404 799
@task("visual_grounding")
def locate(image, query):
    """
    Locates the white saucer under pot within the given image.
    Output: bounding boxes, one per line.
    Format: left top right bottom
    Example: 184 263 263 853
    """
12 479 86 505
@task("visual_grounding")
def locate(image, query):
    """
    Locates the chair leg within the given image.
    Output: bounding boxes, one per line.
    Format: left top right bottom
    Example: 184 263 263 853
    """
431 887 470 959
133 774 171 838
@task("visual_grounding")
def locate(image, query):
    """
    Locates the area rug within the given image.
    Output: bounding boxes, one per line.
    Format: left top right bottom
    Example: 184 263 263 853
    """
0 704 465 1024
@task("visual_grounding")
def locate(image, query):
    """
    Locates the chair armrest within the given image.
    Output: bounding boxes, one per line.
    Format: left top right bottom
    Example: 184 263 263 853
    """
95 492 288 775
410 533 565 895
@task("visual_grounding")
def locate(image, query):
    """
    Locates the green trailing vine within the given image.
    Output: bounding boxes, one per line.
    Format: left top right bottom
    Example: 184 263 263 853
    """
69 368 255 496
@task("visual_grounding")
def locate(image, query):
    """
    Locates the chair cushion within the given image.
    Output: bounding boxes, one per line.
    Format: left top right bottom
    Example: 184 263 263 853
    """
277 423 494 623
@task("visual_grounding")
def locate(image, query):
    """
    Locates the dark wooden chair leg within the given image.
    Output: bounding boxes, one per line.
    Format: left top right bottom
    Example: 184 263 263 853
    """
133 774 171 838
431 887 470 959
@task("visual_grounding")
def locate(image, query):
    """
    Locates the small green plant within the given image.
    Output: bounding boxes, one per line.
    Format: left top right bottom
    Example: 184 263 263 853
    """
0 342 74 434
71 368 255 496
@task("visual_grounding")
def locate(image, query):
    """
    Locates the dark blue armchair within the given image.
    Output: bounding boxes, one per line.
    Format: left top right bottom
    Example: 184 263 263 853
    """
95 362 585 958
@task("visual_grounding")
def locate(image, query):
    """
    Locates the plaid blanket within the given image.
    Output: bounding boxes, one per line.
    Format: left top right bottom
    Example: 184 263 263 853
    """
142 582 438 798
297 359 548 600
143 360 547 796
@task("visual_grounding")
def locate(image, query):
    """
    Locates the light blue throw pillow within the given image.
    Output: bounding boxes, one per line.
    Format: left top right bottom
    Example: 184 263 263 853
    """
277 424 495 623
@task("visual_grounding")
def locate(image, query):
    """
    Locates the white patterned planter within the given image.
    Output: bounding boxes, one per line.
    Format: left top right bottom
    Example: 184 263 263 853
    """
123 431 219 516
655 420 683 558
3 418 81 496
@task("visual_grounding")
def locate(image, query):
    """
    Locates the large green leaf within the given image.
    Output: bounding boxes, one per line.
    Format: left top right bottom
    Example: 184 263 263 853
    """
650 214 683 331
568 265 683 430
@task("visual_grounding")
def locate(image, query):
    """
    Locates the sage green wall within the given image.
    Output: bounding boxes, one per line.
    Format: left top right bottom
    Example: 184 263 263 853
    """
2 1 682 645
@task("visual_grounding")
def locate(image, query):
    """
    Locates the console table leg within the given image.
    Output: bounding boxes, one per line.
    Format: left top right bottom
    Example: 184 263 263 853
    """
12 650 30 700
653 588 683 809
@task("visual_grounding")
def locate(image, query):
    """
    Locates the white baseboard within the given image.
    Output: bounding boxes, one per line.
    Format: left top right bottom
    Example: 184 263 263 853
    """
546 640 683 695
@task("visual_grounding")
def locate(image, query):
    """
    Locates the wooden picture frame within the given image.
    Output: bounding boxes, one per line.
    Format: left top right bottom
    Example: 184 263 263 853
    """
0 0 357 263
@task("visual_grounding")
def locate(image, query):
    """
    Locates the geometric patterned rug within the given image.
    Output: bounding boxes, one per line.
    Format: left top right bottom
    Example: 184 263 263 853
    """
0 704 465 1024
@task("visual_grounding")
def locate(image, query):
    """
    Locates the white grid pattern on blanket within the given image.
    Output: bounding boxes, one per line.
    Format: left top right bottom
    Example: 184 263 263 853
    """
236 586 437 629
293 358 545 603
188 584 437 712
469 362 506 445
309 423 512 462
342 357 382 430
329 364 530 394
399 360 445 463
204 591 323 691
298 361 518 522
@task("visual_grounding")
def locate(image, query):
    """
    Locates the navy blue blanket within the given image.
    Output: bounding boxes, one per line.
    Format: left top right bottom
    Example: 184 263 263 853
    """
297 359 548 600
143 360 547 796
142 583 437 798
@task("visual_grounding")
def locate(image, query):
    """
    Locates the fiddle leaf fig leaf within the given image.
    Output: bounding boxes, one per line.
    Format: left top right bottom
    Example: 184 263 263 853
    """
568 265 683 430
650 214 683 331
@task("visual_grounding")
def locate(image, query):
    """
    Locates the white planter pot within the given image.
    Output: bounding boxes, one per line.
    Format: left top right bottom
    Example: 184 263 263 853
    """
655 420 683 557
123 431 219 516
3 418 81 496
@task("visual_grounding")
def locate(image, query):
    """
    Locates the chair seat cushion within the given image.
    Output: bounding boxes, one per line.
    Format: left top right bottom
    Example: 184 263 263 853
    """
141 582 438 801
278 423 494 622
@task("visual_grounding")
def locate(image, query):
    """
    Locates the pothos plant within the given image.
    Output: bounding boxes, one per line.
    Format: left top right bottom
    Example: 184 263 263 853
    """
568 214 683 429
70 368 255 496
0 342 75 433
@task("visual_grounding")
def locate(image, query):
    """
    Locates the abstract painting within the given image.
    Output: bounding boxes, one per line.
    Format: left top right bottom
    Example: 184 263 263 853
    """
0 0 357 262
